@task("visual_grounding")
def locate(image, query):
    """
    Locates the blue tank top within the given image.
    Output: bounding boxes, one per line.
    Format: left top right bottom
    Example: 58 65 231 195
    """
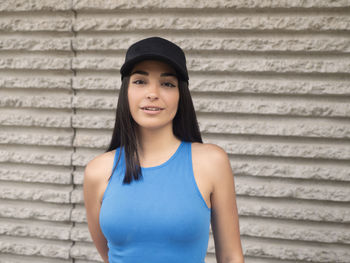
99 140 211 263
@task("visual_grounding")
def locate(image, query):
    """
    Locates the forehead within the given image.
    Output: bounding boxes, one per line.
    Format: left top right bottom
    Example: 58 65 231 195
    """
131 60 177 74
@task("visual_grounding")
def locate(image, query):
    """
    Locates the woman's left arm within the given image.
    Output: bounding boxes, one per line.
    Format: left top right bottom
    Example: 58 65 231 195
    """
209 145 244 263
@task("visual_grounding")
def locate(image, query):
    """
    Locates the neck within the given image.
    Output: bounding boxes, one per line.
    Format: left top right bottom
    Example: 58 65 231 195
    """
136 124 181 159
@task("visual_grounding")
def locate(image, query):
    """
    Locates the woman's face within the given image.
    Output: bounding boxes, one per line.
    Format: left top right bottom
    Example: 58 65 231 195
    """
127 59 180 131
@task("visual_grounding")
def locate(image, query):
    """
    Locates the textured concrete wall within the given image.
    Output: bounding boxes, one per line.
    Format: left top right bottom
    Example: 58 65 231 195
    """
0 0 350 262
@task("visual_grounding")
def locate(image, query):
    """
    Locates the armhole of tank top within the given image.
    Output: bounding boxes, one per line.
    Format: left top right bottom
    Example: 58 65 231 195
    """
101 147 120 203
188 142 211 212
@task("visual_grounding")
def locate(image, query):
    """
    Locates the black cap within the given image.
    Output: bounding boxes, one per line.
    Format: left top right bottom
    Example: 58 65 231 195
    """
120 37 189 83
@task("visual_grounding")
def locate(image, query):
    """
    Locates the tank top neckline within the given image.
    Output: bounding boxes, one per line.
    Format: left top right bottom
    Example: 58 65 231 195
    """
140 140 186 171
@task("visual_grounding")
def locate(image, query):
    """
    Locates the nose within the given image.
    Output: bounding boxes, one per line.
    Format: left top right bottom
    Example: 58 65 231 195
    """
147 93 158 100
146 82 159 100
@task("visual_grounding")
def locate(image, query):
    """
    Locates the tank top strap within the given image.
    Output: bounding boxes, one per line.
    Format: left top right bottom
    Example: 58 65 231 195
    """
181 141 211 212
101 146 124 202
179 140 192 167
162 140 192 180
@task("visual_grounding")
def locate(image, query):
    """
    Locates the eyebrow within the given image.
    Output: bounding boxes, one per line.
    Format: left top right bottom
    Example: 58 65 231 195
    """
130 70 178 78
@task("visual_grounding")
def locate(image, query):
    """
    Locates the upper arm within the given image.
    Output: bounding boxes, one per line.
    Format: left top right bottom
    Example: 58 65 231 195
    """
207 144 244 263
83 157 110 262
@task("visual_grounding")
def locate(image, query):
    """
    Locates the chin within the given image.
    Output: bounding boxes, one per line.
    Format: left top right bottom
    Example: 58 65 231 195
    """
136 120 172 130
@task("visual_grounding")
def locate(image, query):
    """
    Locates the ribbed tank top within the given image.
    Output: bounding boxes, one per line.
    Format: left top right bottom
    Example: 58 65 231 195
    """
99 140 211 263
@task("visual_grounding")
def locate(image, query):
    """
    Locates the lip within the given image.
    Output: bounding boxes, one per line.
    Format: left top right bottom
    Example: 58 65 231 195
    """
140 105 164 110
140 106 164 115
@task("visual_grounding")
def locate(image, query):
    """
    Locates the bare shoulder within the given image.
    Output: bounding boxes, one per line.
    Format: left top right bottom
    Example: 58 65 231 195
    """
191 142 229 166
84 150 115 188
191 142 232 185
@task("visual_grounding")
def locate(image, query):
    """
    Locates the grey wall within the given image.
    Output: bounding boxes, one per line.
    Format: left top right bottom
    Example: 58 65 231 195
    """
0 1 350 262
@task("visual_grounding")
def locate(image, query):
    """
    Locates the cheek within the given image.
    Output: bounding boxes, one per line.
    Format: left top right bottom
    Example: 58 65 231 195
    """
127 89 133 107
161 87 179 107
127 87 140 109
171 91 180 110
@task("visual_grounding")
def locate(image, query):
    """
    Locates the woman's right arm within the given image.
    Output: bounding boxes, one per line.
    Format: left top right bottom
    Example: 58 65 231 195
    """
83 159 110 263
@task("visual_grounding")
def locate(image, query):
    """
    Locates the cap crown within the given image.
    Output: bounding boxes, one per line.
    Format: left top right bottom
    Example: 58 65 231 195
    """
120 37 189 82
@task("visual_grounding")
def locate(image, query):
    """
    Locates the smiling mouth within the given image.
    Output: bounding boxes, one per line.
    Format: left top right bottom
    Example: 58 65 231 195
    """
140 107 164 111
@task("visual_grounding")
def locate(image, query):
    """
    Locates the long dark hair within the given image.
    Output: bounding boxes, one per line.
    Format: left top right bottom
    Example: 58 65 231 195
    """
105 74 202 184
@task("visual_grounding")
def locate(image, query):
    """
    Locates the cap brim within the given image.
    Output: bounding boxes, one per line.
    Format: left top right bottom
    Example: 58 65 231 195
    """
120 54 187 81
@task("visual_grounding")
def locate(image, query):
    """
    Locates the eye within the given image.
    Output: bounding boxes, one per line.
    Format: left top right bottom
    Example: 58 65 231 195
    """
132 79 146 85
163 82 176 88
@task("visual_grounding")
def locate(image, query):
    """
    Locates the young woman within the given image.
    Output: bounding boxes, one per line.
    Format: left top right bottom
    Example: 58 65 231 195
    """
83 37 244 263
